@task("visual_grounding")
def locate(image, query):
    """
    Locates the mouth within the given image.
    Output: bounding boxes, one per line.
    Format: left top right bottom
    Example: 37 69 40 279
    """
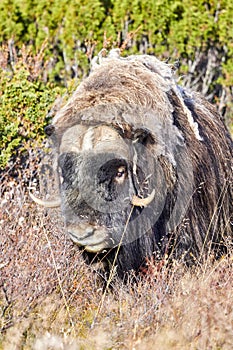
67 223 112 253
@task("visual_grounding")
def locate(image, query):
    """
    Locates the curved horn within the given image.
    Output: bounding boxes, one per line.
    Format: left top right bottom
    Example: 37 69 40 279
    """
29 191 61 208
131 189 155 207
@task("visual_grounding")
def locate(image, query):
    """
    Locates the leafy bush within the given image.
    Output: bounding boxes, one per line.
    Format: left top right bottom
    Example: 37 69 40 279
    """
0 46 63 169
0 0 232 170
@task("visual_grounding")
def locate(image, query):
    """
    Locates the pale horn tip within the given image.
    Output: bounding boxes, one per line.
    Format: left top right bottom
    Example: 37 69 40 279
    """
29 190 61 208
131 189 155 207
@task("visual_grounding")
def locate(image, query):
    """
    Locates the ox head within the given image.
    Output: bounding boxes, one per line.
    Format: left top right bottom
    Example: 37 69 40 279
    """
53 123 169 253
31 120 175 254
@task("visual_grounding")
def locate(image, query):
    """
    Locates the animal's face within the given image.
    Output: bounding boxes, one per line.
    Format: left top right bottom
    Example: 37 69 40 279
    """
56 124 161 253
58 151 137 251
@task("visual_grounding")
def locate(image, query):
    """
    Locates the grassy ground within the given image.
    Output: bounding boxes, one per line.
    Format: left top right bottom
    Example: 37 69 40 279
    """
1 161 233 350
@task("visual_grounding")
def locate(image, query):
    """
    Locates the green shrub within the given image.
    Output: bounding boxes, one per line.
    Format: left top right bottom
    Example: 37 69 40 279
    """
0 0 233 170
0 60 63 169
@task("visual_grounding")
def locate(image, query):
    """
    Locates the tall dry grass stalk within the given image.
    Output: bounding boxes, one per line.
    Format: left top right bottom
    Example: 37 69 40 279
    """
1 160 232 349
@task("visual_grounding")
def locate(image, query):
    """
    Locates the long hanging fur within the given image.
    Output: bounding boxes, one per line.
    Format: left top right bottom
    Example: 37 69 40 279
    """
47 50 233 278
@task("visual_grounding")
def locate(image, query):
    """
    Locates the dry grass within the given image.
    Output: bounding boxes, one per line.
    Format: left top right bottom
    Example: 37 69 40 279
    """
1 159 233 350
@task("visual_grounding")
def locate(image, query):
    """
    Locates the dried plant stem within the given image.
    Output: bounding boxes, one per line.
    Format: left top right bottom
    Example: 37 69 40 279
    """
43 230 75 330
91 205 135 327
201 180 229 273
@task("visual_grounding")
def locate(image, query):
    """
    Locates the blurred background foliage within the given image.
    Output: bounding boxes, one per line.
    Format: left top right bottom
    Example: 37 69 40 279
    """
0 0 233 169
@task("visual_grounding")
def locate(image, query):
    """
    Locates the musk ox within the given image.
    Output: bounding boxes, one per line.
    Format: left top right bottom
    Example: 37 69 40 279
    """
31 50 233 278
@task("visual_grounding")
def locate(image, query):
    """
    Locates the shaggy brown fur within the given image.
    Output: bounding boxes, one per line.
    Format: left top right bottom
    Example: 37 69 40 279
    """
45 50 232 277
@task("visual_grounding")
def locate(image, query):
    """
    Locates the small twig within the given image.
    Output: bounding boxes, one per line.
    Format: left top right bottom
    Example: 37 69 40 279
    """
91 205 135 327
201 180 229 274
44 230 75 329
120 25 142 53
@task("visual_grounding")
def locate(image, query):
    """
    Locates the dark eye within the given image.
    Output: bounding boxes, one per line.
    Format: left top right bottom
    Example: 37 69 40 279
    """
116 167 125 178
98 158 128 184
115 166 127 183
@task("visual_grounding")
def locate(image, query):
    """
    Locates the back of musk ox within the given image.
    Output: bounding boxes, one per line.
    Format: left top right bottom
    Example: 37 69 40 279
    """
31 50 233 279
